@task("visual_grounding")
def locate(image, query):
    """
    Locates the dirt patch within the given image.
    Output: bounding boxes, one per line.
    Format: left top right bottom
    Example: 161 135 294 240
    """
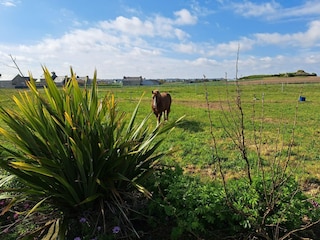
173 100 209 109
236 76 320 85
175 100 229 110
302 178 320 197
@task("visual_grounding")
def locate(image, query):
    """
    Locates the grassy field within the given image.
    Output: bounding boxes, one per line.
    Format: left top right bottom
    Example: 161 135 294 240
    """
1 78 320 239
1 79 320 187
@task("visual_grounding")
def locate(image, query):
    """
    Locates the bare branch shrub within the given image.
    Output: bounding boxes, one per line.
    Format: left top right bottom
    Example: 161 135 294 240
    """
204 45 320 239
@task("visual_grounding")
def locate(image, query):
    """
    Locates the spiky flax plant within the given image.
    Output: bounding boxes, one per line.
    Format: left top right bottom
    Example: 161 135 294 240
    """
0 67 179 239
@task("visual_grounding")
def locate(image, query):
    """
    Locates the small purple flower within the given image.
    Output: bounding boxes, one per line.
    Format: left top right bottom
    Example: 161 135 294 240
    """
311 200 319 208
79 217 87 223
112 226 121 234
74 237 81 240
0 200 6 206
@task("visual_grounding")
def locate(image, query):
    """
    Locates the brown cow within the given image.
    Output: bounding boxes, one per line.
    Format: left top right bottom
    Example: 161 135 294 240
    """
152 90 172 124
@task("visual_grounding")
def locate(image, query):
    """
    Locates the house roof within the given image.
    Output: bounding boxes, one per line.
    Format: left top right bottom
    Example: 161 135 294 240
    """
54 76 66 83
123 76 143 80
0 74 16 81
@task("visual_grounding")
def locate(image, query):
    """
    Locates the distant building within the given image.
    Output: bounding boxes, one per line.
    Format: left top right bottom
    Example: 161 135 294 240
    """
53 76 67 86
0 74 15 88
51 72 90 86
141 79 160 86
122 76 143 86
12 75 32 88
0 71 93 88
12 75 47 88
76 76 90 86
0 74 43 88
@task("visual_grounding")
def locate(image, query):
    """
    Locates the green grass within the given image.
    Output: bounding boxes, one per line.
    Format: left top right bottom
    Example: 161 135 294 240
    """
1 80 320 239
1 81 320 182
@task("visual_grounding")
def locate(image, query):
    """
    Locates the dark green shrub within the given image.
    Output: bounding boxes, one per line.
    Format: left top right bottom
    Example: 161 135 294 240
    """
145 166 320 239
146 166 233 239
227 175 320 238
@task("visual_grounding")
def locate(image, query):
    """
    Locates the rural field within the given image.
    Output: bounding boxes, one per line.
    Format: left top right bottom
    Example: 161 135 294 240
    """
97 77 320 183
1 75 320 239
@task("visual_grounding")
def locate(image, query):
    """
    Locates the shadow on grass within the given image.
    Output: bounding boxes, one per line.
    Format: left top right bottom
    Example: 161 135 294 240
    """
177 119 203 132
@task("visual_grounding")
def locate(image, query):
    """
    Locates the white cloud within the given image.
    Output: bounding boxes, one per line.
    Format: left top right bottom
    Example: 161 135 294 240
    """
152 16 179 38
1 4 320 79
304 54 320 64
190 0 215 17
278 0 320 19
173 38 254 57
188 57 218 66
254 32 292 46
174 29 190 40
231 0 280 17
174 9 197 25
254 20 320 47
98 13 193 41
100 16 154 37
0 0 17 7
174 43 198 54
205 37 254 57
238 53 320 76
230 0 320 21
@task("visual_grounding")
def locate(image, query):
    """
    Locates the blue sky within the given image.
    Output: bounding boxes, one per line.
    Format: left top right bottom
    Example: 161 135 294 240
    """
1 0 320 79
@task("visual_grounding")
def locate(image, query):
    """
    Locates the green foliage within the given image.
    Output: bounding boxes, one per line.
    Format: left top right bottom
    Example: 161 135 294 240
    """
227 176 320 236
0 67 180 239
145 167 320 239
146 166 231 239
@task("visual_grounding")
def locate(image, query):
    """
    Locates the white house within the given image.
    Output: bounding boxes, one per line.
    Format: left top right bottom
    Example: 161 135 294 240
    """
53 76 67 86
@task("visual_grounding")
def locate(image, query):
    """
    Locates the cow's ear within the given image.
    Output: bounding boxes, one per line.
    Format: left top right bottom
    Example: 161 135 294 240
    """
152 90 154 94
